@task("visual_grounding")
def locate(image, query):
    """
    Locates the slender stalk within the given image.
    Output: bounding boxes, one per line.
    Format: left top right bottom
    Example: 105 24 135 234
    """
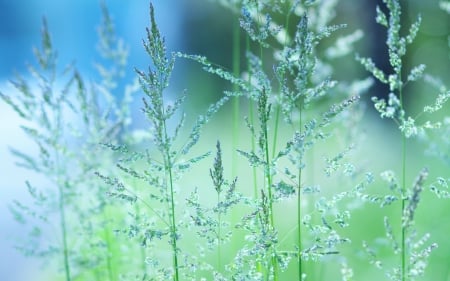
254 6 279 277
55 108 71 281
297 108 303 280
272 3 292 159
232 18 241 179
230 15 240 272
249 103 258 199
58 182 71 281
400 87 407 281
259 66 279 281
399 65 406 281
161 92 179 280
272 109 281 159
217 192 222 272
167 166 179 281
262 115 275 228
401 132 406 281
246 36 259 199
162 130 179 281
263 137 279 281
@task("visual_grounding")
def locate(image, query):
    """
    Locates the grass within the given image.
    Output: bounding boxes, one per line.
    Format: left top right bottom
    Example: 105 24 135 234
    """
2 0 450 280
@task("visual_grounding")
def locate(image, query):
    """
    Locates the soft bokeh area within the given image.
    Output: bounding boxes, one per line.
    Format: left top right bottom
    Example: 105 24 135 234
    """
1 1 449 280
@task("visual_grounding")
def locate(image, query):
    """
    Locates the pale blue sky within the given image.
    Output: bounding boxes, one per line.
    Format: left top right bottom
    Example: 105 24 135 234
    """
0 0 183 79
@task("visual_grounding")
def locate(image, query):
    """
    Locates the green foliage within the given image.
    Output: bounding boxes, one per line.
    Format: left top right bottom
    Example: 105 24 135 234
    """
2 1 449 281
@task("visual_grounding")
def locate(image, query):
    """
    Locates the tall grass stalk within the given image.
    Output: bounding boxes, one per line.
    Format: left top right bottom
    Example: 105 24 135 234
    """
297 105 303 281
58 170 71 281
260 88 279 280
44 22 71 281
248 47 259 202
232 16 241 179
357 0 448 279
401 117 407 281
167 158 179 281
135 4 180 279
212 141 224 272
246 3 279 278
59 188 71 281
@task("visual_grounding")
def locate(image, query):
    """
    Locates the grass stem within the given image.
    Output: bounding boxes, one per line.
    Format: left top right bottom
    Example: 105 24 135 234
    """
246 36 259 199
168 165 179 281
297 108 303 280
401 124 407 281
232 18 241 179
399 67 407 281
58 184 71 281
217 192 222 272
161 97 179 281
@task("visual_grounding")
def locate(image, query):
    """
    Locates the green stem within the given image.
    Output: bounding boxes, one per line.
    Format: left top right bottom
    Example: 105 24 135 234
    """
54 85 71 281
399 74 407 281
217 193 222 272
401 130 407 281
246 36 259 199
260 56 279 281
263 119 275 229
168 166 179 281
272 109 281 159
297 109 303 281
161 103 179 281
254 8 279 277
232 18 241 179
271 4 292 159
166 158 179 281
58 182 71 281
